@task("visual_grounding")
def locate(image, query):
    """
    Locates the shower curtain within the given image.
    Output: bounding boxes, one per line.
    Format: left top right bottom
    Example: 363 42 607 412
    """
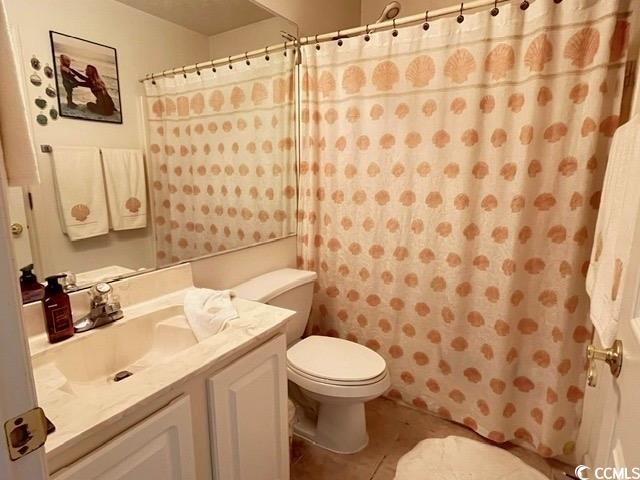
145 53 296 265
297 0 631 456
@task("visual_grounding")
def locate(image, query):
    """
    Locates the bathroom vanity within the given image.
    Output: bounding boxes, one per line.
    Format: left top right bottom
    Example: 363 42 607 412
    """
24 264 294 479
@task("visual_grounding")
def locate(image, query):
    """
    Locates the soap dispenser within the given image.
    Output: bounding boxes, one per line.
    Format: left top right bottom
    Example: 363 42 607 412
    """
19 264 45 303
42 274 74 343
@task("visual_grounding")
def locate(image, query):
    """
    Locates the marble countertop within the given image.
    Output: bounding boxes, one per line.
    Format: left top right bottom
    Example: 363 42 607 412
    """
32 290 293 458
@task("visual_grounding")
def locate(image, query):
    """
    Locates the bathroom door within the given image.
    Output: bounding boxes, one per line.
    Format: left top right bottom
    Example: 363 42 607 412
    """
0 180 48 477
580 191 640 472
8 186 33 270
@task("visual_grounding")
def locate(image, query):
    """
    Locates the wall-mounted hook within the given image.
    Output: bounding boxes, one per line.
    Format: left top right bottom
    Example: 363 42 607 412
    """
392 19 398 37
490 0 499 16
423 10 430 30
457 3 465 23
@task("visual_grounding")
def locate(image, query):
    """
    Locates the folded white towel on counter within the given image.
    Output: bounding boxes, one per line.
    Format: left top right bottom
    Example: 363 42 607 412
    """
184 288 239 342
101 148 148 231
586 115 640 347
51 146 109 241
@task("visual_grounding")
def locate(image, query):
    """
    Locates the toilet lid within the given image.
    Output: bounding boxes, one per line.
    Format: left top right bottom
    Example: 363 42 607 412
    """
287 336 387 382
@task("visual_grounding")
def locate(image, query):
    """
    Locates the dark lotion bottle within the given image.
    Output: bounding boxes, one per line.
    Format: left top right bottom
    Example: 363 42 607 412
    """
42 275 74 343
19 264 45 304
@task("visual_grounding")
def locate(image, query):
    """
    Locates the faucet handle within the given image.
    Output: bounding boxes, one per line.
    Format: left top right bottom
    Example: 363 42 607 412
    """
89 282 113 306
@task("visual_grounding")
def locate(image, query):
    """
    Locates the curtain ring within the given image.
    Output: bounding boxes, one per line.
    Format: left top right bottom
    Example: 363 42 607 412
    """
520 0 530 10
337 30 343 46
211 59 216 73
364 24 371 42
490 0 499 16
151 73 156 85
245 52 250 66
283 41 287 56
423 10 430 30
195 65 201 75
264 46 270 61
457 3 465 23
228 56 233 69
392 19 398 37
182 66 187 78
553 0 563 3
315 34 320 51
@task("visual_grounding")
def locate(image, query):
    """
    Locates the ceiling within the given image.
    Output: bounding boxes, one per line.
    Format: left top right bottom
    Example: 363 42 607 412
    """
115 0 276 36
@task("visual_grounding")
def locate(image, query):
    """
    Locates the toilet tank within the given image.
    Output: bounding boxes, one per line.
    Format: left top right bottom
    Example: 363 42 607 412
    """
232 269 317 346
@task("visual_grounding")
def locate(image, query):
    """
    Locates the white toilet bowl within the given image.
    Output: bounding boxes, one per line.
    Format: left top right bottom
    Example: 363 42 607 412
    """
287 335 390 453
232 269 390 454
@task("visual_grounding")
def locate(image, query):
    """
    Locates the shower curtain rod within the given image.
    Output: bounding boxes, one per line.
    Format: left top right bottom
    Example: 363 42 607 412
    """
139 0 531 83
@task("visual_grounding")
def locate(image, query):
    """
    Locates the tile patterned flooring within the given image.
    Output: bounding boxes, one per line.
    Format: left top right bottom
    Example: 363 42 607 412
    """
290 397 575 480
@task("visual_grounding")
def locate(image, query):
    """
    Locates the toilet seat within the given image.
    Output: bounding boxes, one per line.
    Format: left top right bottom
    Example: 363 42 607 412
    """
287 336 390 400
287 335 387 382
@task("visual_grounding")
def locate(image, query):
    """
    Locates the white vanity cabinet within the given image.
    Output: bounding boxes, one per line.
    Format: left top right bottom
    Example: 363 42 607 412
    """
208 334 289 480
52 396 196 480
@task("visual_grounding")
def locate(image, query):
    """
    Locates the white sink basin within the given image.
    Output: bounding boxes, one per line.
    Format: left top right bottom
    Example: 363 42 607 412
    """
32 305 197 395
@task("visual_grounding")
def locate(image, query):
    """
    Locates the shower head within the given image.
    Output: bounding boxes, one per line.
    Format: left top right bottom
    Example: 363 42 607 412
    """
375 1 401 23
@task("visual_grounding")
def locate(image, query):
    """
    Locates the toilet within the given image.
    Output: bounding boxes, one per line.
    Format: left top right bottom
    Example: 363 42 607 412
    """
233 268 390 454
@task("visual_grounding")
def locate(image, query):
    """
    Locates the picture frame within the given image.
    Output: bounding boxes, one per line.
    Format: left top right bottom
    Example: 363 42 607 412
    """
49 31 123 124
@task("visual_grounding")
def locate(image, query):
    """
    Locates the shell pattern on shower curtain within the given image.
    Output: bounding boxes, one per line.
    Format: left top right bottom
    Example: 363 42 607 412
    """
145 54 296 265
297 0 631 456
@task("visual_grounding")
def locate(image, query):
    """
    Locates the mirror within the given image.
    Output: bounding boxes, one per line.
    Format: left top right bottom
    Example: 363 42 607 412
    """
8 0 298 298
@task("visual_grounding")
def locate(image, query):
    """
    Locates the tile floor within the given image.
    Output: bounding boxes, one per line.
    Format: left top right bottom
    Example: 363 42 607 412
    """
290 397 575 480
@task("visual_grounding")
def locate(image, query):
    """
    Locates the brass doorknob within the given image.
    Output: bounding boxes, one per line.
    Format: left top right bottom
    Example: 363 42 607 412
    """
587 339 623 387
10 223 23 236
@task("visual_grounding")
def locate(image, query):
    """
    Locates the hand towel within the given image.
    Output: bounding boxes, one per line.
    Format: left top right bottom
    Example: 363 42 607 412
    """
586 115 640 346
184 288 238 342
51 146 109 241
0 3 39 186
101 148 148 230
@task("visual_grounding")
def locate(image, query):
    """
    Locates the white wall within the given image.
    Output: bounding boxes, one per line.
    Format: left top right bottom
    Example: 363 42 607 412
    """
254 0 361 36
208 16 297 60
361 0 460 24
4 0 210 278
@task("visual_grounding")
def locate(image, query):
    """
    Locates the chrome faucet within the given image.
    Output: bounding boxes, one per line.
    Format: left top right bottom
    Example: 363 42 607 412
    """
74 282 123 333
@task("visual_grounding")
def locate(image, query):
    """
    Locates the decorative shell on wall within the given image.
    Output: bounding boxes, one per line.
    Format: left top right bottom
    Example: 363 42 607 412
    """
405 55 435 87
372 61 400 91
524 34 553 72
208 90 224 111
125 197 142 213
444 49 476 84
230 86 246 109
342 65 366 94
71 204 90 222
484 44 515 80
564 27 600 68
251 82 268 105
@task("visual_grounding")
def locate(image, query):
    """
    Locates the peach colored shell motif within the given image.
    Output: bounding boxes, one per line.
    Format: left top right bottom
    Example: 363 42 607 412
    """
445 49 476 84
372 61 400 91
125 197 142 213
342 65 366 94
405 55 435 87
564 27 600 68
524 34 553 72
71 204 90 221
485 44 515 80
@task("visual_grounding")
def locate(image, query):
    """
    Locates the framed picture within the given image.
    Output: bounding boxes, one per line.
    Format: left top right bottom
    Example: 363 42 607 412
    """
49 31 122 124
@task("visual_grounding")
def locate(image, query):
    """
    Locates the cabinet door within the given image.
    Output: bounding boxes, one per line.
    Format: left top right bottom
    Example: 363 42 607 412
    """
208 334 289 480
53 396 196 480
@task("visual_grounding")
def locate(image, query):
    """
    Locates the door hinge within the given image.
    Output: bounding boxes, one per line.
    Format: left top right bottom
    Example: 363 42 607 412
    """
3 407 48 461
